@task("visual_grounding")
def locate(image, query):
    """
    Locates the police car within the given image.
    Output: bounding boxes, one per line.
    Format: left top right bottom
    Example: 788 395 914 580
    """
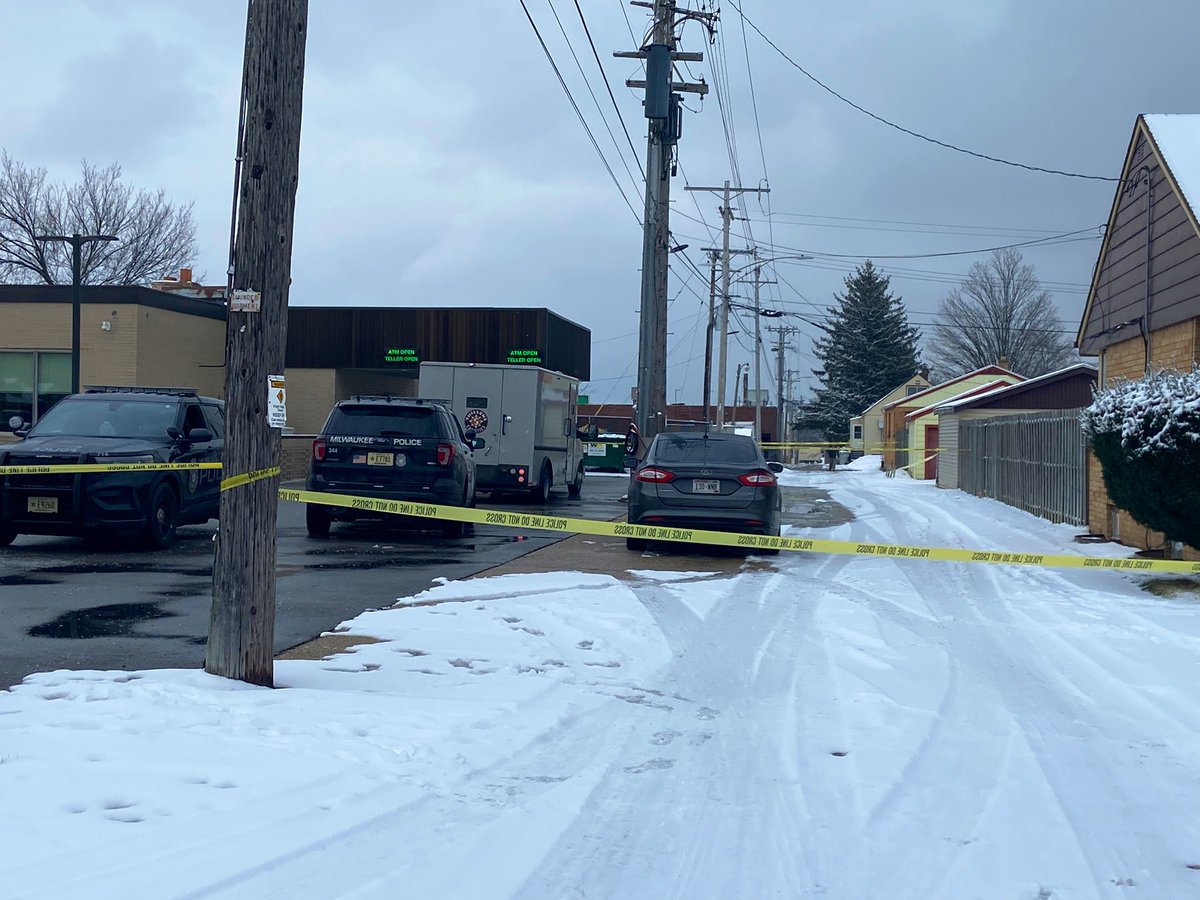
304 396 480 538
0 386 224 549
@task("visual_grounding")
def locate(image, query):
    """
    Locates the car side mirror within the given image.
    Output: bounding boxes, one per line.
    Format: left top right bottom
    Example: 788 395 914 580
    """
624 454 638 469
472 437 486 450
186 428 213 443
768 461 784 473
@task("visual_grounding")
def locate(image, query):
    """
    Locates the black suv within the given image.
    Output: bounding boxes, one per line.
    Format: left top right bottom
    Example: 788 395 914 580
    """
0 387 224 549
305 396 480 538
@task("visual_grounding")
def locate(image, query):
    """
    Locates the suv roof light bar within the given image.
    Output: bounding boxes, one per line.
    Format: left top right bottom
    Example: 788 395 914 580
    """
347 394 451 405
84 385 199 396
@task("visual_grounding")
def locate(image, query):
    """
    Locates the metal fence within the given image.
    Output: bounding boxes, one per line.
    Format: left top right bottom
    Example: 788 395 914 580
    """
959 409 1087 525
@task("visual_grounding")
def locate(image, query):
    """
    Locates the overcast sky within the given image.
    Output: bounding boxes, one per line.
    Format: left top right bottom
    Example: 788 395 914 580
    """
1 0 1196 405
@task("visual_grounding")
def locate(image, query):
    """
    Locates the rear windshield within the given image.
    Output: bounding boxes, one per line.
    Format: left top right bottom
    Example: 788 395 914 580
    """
652 435 759 464
324 405 440 438
28 398 179 439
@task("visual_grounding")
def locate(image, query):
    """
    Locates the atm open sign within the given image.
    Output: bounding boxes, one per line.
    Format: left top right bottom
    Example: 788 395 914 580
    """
268 375 287 428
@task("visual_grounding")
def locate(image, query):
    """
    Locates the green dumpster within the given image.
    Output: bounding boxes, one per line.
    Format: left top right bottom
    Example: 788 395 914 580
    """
583 435 627 472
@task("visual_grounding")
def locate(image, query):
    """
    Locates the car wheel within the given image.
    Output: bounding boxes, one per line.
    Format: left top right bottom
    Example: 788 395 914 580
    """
626 537 647 551
141 482 179 550
0 524 17 547
760 548 781 557
567 463 584 497
441 486 469 538
532 465 551 504
306 504 332 538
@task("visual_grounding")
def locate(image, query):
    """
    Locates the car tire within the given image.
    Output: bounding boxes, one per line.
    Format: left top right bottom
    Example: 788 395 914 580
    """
626 537 647 551
141 482 179 550
567 463 584 497
306 504 332 538
0 524 17 547
532 465 551 504
760 548 781 557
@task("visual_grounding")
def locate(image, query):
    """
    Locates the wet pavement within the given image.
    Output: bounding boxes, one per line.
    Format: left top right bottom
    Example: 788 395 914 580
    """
0 476 631 689
0 477 852 688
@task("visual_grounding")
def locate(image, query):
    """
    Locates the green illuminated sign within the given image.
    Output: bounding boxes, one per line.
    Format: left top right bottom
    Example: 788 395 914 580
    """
384 347 419 364
507 349 543 365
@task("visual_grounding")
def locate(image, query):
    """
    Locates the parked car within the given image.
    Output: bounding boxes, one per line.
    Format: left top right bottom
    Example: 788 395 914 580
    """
0 386 224 549
624 430 783 552
304 395 481 538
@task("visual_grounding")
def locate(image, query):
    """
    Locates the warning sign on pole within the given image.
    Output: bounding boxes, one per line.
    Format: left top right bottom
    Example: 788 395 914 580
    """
267 374 287 428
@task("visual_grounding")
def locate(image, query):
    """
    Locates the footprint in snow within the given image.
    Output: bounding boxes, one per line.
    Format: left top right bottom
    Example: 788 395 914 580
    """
650 730 681 746
624 758 674 774
696 707 720 720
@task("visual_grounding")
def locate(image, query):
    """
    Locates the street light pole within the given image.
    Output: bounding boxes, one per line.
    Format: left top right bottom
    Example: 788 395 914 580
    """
35 232 118 394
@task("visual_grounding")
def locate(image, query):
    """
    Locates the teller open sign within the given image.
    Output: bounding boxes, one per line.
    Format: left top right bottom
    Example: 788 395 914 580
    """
268 374 287 428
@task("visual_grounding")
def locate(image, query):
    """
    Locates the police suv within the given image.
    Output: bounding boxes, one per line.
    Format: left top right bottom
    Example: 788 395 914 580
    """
0 386 224 549
305 396 480 538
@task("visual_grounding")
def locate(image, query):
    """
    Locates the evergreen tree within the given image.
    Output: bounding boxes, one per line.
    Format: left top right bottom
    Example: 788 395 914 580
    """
810 261 922 439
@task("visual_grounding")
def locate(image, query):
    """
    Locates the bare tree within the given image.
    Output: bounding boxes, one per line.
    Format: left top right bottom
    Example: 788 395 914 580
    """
928 247 1074 378
0 152 196 285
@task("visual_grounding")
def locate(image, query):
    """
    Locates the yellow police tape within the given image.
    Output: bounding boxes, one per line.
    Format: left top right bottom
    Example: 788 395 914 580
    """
5 461 1194 574
0 462 222 475
279 487 1200 575
220 466 281 492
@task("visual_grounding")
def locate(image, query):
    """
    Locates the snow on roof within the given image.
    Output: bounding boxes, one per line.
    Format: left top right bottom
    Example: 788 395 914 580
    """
1144 114 1200 222
904 380 1011 421
883 365 1023 410
933 363 1097 412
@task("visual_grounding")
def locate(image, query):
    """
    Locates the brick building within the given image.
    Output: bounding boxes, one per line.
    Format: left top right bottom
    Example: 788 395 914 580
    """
1076 113 1200 559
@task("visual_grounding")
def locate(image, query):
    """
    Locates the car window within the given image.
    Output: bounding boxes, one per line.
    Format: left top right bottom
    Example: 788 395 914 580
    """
27 397 180 439
202 404 225 438
183 404 207 434
652 435 760 464
324 405 439 438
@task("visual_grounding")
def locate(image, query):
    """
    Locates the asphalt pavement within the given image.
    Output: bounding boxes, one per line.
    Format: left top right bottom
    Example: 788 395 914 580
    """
0 474 631 689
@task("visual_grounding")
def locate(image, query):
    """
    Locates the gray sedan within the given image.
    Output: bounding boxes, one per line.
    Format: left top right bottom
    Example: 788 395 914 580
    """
625 430 783 552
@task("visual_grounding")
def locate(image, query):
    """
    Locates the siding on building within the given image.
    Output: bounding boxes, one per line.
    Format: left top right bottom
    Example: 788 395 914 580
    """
937 414 960 488
848 375 930 454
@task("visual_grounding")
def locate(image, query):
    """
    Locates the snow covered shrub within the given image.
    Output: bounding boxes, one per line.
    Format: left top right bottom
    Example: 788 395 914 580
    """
1082 368 1200 549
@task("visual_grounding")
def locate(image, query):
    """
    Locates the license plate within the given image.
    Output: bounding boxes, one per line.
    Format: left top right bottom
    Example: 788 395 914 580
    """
28 496 58 514
367 452 394 466
692 479 720 494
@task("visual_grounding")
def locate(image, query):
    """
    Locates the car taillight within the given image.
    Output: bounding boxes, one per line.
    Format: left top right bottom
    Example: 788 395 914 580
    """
737 469 776 486
312 438 327 461
437 443 455 466
635 467 674 483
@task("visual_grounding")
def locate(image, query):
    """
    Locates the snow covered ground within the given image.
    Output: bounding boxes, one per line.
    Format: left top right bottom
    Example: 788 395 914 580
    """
3 462 1200 899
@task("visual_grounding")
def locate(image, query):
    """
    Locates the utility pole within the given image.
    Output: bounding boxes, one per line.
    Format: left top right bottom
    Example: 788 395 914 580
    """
750 263 776 444
617 1 709 445
207 0 309 687
702 249 717 423
34 233 118 393
768 325 796 450
686 182 767 428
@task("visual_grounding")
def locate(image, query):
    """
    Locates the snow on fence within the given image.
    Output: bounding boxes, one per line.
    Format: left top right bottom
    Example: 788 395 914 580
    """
959 409 1087 526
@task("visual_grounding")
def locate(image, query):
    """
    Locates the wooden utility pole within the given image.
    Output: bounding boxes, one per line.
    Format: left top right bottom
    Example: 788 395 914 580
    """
702 249 717 423
616 1 709 445
207 0 309 686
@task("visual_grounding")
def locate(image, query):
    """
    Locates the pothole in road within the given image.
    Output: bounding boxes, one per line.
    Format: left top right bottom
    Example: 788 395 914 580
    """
27 602 178 639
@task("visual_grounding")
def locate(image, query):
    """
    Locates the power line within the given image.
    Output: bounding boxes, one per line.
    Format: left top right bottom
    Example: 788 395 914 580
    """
572 0 645 180
518 0 642 224
544 0 642 197
737 226 1104 261
725 0 1120 183
760 210 1073 235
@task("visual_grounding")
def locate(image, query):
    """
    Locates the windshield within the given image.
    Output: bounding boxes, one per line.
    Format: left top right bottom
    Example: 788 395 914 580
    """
652 434 760 464
325 405 439 438
28 397 179 439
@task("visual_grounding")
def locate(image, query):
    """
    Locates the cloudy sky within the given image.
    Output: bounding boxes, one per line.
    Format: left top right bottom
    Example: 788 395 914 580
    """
1 0 1196 406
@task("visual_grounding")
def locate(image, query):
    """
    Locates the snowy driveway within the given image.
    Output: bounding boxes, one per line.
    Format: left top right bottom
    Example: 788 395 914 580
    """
3 463 1199 899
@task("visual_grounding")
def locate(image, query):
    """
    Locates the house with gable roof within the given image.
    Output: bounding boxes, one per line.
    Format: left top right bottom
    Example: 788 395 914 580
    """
881 365 1024 479
1076 113 1200 558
